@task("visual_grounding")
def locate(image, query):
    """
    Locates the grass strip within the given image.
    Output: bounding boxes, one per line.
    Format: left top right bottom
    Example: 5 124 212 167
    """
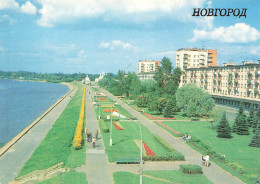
113 170 213 184
17 83 86 177
39 171 87 184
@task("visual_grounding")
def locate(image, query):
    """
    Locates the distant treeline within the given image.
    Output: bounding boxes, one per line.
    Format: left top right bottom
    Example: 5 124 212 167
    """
0 71 100 83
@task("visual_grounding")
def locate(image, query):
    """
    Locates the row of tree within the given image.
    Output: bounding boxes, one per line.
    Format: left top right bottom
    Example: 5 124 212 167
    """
216 103 260 148
99 57 215 118
0 71 99 83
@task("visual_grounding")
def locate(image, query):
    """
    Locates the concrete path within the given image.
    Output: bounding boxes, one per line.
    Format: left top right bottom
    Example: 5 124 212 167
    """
0 85 77 184
99 87 244 184
84 86 113 184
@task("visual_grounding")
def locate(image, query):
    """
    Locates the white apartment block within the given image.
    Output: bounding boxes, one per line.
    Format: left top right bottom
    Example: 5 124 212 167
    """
176 48 217 70
180 62 260 107
138 60 160 80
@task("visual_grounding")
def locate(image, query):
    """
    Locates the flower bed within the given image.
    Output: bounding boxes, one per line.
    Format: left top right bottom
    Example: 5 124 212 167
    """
156 121 180 135
97 98 106 100
113 122 124 130
144 113 176 120
73 87 85 150
104 109 118 112
143 141 156 156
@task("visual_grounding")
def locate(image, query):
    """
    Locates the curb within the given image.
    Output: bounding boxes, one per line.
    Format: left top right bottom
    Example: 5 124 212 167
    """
0 83 75 158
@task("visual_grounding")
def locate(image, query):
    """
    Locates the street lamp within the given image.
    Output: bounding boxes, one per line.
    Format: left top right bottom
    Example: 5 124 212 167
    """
109 100 113 146
133 121 143 184
98 97 101 120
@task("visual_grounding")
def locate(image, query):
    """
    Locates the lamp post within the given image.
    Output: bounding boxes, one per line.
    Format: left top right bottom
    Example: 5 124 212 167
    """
98 97 101 120
109 100 113 146
133 121 143 184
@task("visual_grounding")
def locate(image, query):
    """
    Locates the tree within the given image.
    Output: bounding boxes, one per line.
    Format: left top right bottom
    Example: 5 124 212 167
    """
154 57 182 96
233 102 246 133
247 104 255 127
252 106 260 133
176 83 215 117
125 72 141 98
217 112 232 138
249 124 260 148
236 113 249 135
149 97 167 113
163 99 177 117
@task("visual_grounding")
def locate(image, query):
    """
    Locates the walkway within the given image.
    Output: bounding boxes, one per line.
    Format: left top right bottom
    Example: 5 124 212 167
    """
0 85 77 184
84 86 113 184
99 87 244 184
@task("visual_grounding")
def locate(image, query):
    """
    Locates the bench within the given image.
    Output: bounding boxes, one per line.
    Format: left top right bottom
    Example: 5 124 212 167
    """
116 157 140 164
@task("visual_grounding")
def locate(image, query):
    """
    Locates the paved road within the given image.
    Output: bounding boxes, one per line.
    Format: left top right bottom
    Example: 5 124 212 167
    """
99 87 244 184
84 86 113 184
0 85 77 184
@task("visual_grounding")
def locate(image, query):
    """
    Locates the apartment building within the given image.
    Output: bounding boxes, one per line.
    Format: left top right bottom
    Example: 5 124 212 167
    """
138 60 160 80
180 62 260 107
176 48 217 70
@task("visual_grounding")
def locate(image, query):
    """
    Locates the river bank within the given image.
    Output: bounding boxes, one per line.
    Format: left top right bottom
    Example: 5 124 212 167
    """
0 82 74 157
0 83 78 184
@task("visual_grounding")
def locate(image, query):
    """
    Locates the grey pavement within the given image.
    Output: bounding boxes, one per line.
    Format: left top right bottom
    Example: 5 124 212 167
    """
0 85 77 184
99 87 245 184
84 86 113 184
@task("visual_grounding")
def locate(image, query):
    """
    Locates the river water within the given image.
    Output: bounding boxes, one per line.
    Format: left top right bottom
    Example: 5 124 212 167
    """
0 79 69 146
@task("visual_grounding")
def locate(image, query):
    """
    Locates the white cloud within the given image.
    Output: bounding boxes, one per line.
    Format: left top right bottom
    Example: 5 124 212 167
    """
99 42 110 48
250 46 260 56
99 40 141 52
190 23 260 43
0 46 4 51
0 0 19 10
20 1 37 15
78 50 87 58
1 14 15 25
35 0 207 27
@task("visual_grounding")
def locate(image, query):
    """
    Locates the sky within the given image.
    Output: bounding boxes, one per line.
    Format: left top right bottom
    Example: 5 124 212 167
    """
0 0 259 74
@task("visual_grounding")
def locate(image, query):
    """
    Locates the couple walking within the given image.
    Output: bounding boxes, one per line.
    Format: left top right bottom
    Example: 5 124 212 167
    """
85 128 99 148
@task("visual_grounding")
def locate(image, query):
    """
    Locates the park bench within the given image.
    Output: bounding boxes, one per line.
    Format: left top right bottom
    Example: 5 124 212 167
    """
116 157 140 164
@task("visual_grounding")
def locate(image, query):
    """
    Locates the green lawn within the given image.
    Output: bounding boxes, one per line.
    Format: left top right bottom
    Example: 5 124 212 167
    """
131 104 203 120
113 170 213 184
39 171 87 184
99 121 175 162
95 103 132 120
162 121 260 182
17 83 86 178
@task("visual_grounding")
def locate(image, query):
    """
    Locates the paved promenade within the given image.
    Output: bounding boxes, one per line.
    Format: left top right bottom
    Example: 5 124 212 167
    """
99 87 244 184
0 85 77 184
84 86 113 184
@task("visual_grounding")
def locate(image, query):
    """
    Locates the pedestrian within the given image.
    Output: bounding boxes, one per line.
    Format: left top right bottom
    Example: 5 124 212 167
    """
89 133 93 143
183 133 188 141
87 132 90 142
205 154 210 167
85 127 87 135
95 130 99 139
92 137 96 148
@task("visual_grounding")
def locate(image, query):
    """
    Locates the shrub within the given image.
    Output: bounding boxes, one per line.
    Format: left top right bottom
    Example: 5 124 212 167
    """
129 116 137 120
180 165 203 174
73 87 85 150
227 162 246 174
99 119 109 133
154 135 185 161
143 155 184 161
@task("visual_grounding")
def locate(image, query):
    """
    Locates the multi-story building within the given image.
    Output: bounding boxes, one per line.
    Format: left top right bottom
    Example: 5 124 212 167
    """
138 60 160 80
180 62 260 108
176 48 217 70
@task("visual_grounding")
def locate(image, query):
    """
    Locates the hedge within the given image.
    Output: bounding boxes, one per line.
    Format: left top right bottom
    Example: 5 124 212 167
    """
180 165 203 174
153 135 185 161
73 87 85 150
99 119 109 133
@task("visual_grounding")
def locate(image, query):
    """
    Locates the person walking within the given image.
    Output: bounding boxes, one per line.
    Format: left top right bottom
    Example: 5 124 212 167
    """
92 137 96 148
205 154 210 167
95 130 99 139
